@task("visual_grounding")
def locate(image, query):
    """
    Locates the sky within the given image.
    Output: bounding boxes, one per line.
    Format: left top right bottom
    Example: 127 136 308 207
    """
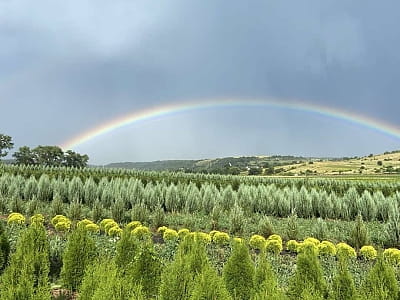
1 0 400 164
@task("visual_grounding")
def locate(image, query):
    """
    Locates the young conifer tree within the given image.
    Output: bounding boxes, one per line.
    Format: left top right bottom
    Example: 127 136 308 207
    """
361 255 398 300
159 234 208 300
329 257 357 300
190 263 232 300
127 240 162 299
252 251 286 300
287 243 327 299
0 222 50 299
61 226 96 291
223 240 255 300
0 221 10 273
80 258 145 300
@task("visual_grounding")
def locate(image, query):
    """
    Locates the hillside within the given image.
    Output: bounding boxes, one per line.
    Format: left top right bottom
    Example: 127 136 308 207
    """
273 150 400 176
104 155 315 174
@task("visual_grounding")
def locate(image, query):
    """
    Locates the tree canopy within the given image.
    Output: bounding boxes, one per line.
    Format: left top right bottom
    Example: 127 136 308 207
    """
13 145 89 168
0 134 13 158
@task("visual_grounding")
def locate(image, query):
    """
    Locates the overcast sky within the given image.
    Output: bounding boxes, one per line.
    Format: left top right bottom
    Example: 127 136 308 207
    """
1 1 400 164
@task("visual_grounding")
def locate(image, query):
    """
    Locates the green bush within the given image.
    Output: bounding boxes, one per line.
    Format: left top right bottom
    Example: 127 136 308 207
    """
223 241 255 300
329 257 357 300
249 234 266 250
190 264 232 300
362 256 398 299
0 222 50 299
360 246 377 260
287 242 327 299
61 227 96 291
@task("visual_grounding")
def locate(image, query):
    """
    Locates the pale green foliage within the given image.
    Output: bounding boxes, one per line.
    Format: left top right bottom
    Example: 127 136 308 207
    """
350 214 369 250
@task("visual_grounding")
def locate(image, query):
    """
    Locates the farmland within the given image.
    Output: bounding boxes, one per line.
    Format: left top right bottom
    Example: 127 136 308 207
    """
0 164 400 299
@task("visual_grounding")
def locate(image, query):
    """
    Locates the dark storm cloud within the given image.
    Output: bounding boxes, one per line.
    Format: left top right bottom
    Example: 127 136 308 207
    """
1 0 399 163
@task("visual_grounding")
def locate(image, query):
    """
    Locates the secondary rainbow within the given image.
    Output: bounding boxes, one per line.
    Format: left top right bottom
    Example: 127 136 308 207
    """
61 98 400 150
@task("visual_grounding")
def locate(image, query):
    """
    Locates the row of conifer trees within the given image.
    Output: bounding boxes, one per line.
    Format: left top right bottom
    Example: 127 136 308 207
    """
1 172 400 222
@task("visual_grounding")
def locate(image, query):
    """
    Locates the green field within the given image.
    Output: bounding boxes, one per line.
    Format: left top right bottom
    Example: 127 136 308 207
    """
0 163 400 299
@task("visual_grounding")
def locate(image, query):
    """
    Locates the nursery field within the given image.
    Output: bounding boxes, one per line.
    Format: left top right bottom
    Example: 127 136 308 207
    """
1 164 400 299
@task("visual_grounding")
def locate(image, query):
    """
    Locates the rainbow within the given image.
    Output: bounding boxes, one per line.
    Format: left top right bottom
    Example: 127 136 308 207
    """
60 98 400 150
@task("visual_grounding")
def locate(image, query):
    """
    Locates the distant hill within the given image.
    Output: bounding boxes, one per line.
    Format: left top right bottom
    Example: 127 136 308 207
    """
104 155 317 174
272 150 400 176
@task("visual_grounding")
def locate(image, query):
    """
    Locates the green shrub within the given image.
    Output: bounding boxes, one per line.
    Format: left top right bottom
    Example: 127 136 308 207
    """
336 243 356 260
287 242 327 299
163 228 179 241
265 239 283 255
115 229 138 274
350 214 369 250
213 231 230 246
383 248 400 266
0 221 10 272
360 246 378 260
80 258 144 300
362 256 398 299
159 235 208 300
0 223 50 299
61 227 96 291
318 241 336 257
7 212 25 225
249 235 266 250
257 216 274 238
132 226 152 241
127 241 162 298
286 240 299 252
253 253 285 299
329 257 357 300
190 264 232 300
223 241 255 300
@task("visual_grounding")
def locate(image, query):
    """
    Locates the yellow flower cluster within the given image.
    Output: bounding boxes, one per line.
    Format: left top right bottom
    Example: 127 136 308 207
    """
126 221 142 231
7 212 26 225
178 228 190 239
317 241 336 256
51 215 71 232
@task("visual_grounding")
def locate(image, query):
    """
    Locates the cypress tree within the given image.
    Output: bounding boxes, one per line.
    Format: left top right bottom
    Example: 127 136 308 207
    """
127 240 162 299
223 240 255 300
159 234 208 300
252 252 286 300
329 257 357 300
61 226 96 291
190 263 232 300
0 222 50 299
287 243 327 299
362 256 398 300
0 221 10 273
